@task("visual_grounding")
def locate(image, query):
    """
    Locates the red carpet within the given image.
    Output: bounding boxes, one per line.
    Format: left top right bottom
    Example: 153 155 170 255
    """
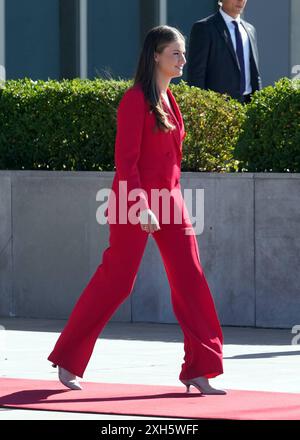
0 378 299 419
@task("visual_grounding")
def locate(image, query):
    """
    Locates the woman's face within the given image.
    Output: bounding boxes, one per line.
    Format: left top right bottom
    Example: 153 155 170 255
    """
154 39 186 79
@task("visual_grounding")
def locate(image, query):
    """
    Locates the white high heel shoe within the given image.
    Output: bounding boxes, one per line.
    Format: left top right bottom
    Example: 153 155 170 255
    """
52 363 82 390
180 376 227 395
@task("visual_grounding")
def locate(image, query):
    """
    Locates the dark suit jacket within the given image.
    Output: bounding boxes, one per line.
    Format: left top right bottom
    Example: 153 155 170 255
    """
187 11 262 100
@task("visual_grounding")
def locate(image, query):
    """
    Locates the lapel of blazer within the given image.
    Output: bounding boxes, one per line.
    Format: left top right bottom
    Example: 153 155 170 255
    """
213 11 243 72
240 19 259 72
162 88 183 150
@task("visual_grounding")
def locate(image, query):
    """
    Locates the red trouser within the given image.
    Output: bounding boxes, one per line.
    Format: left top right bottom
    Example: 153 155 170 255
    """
48 208 224 380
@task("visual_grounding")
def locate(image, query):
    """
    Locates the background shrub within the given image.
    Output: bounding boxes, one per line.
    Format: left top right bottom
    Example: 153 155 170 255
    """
173 81 244 172
0 78 245 172
234 77 300 172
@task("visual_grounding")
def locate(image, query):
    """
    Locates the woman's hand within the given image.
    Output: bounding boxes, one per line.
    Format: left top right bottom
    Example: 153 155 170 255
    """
138 208 161 233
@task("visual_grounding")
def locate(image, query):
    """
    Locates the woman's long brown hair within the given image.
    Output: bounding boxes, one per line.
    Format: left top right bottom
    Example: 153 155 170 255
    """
133 25 185 133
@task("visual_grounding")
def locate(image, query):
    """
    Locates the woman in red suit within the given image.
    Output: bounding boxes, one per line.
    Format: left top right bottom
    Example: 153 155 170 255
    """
48 25 226 395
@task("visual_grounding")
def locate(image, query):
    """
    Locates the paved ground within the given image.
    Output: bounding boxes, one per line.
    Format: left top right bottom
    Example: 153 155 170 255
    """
0 318 299 420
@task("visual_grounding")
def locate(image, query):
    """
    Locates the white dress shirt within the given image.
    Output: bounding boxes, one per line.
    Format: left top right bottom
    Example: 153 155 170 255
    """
219 7 252 95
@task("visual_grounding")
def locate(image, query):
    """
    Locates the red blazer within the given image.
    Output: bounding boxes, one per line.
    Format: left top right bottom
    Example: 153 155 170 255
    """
106 83 187 222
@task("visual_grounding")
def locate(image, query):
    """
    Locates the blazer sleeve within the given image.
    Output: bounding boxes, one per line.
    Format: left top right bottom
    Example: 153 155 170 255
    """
187 21 211 89
114 88 150 213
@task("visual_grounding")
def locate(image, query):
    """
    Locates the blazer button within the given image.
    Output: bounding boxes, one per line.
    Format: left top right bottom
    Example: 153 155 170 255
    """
166 151 171 157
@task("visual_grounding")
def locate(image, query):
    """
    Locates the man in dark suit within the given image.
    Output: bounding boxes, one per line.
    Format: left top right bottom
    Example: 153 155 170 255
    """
187 0 262 104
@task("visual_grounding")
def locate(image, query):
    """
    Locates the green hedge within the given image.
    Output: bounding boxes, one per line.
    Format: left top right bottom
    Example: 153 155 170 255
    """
234 77 300 172
172 82 244 172
0 78 126 171
0 78 244 172
1 77 299 173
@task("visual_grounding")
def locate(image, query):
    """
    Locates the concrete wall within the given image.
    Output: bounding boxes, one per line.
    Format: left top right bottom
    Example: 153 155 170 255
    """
0 170 300 329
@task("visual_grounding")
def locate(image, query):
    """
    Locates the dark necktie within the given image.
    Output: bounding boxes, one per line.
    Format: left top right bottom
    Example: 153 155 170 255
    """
232 20 246 95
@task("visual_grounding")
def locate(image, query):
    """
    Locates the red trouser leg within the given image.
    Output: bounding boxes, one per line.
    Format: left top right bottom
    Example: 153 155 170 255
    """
47 222 149 377
152 224 224 380
48 209 223 380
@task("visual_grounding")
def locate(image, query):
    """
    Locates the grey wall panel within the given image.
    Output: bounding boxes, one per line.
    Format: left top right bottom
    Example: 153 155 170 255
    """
1 170 300 327
291 0 300 72
88 0 140 80
213 175 255 326
132 236 176 323
6 0 60 80
0 0 5 80
0 173 12 317
168 0 217 84
255 176 300 328
243 0 291 87
4 0 296 85
11 171 130 321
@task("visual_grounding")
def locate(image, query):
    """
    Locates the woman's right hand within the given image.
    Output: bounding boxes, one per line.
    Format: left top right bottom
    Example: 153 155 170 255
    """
138 208 161 234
